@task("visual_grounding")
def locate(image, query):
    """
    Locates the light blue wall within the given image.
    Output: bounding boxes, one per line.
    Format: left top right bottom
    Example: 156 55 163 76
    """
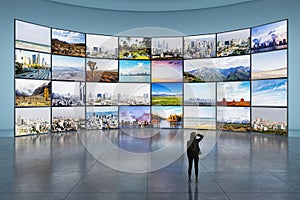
1 0 299 136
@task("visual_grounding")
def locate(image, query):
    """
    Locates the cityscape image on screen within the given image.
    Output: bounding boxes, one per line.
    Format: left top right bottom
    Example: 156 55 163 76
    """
119 60 150 82
14 19 288 136
184 34 216 59
252 107 287 136
152 37 183 59
251 20 287 53
15 49 51 79
52 107 86 132
217 29 250 57
86 106 118 130
86 34 118 59
184 83 216 106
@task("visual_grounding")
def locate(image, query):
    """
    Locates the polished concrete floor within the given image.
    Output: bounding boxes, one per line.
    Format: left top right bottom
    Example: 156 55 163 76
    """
0 129 300 200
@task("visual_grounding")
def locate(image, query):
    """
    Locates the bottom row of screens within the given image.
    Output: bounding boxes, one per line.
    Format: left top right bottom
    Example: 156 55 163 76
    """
15 106 287 136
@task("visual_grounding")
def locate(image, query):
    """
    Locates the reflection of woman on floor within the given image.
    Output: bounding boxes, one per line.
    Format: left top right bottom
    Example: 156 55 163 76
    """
187 132 204 183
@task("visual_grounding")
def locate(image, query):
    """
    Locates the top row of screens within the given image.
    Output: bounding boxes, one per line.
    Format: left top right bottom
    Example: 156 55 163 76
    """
15 20 287 59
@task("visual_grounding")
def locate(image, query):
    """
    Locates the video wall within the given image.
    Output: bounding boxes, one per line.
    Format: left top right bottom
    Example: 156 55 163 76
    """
14 19 288 136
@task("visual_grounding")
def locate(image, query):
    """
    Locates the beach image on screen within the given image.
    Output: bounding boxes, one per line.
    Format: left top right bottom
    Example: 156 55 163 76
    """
119 106 151 128
217 81 250 106
52 81 85 107
52 55 85 81
217 29 250 57
152 83 182 106
86 106 118 130
217 107 250 132
185 55 250 82
86 34 118 59
15 20 51 53
252 49 287 79
184 83 216 106
184 106 216 129
86 59 118 82
252 79 287 107
15 107 51 136
119 60 150 82
15 79 51 107
151 106 182 128
15 49 51 79
152 37 183 59
252 107 287 136
119 37 151 59
52 28 85 57
152 60 183 82
251 20 287 53
52 107 85 132
86 83 150 106
184 34 216 59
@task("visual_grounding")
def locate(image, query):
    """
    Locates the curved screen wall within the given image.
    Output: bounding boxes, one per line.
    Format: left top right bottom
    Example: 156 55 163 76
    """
14 19 288 136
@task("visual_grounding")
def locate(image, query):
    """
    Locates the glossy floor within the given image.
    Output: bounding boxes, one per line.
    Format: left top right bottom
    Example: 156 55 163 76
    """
0 129 300 200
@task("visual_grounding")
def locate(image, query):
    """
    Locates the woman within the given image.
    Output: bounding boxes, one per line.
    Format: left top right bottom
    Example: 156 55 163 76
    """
187 132 204 183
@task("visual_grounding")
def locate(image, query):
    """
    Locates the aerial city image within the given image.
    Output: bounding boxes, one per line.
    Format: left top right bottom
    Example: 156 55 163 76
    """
86 83 150 106
217 29 250 57
184 34 216 59
152 37 183 59
15 49 51 79
86 34 118 59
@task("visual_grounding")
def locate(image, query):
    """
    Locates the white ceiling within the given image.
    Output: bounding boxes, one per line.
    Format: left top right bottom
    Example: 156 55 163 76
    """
42 0 258 12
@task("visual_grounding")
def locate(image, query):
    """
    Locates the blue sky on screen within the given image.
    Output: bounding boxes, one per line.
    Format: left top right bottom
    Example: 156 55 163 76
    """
251 20 287 47
217 81 250 101
184 55 249 71
119 60 150 74
52 29 85 44
252 79 287 106
152 83 182 95
52 55 85 68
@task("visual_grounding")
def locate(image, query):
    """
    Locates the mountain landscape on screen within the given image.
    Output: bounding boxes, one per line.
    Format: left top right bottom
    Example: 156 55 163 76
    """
185 66 250 82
